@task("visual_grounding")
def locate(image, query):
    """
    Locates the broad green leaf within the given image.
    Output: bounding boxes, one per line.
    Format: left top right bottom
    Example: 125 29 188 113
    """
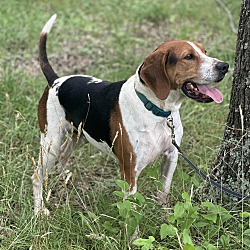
174 202 185 218
160 223 177 239
195 220 209 228
220 234 230 247
201 202 216 210
116 200 132 217
134 192 146 205
183 229 193 245
201 214 217 223
113 190 125 198
201 213 217 223
116 202 127 217
240 211 250 218
206 244 217 250
243 237 250 246
127 217 138 236
183 218 196 230
184 243 195 250
131 210 142 222
168 214 176 223
103 221 118 234
182 192 190 202
133 236 155 247
216 206 232 223
195 247 205 250
115 179 130 191
244 229 250 236
123 200 132 210
202 202 232 224
191 176 200 187
184 202 193 211
179 171 189 180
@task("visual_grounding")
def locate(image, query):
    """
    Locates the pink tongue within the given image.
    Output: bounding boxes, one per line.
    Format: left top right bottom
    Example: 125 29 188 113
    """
197 84 223 103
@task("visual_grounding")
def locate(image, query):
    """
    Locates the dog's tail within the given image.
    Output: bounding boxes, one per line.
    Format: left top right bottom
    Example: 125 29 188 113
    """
39 14 59 87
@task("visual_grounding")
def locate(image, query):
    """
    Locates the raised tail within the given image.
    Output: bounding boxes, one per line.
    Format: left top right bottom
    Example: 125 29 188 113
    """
39 14 59 86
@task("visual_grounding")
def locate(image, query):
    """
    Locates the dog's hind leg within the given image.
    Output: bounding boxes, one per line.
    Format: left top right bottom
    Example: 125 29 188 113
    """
58 136 76 169
58 133 87 171
32 125 66 215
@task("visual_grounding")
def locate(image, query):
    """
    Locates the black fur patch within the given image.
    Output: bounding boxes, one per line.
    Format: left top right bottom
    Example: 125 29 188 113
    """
138 64 146 85
58 76 125 147
168 52 178 66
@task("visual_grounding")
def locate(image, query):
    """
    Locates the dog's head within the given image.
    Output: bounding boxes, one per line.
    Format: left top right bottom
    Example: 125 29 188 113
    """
139 40 229 103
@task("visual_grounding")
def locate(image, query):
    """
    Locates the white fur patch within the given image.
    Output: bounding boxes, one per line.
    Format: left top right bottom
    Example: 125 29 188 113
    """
187 41 221 84
51 75 102 89
82 129 116 158
42 14 57 34
87 77 102 84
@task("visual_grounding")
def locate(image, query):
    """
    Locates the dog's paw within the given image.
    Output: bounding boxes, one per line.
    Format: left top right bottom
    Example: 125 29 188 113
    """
42 207 50 216
34 206 50 216
157 191 170 206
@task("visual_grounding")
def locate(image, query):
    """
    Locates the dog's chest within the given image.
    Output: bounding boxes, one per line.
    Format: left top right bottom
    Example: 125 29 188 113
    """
119 79 182 166
128 118 173 163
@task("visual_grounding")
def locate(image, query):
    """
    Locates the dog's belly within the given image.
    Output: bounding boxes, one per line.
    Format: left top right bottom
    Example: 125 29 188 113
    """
82 129 116 158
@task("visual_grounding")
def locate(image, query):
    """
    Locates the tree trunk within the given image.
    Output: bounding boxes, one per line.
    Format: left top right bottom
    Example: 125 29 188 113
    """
197 0 250 208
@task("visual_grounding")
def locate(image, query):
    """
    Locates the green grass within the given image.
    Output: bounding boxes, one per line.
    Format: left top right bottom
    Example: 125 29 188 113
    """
0 0 248 249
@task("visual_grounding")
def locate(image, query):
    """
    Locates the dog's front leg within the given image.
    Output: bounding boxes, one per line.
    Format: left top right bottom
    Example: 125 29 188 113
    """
159 115 183 205
158 149 179 205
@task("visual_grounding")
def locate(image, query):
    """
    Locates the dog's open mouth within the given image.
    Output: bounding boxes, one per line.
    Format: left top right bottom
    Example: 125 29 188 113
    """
182 82 223 103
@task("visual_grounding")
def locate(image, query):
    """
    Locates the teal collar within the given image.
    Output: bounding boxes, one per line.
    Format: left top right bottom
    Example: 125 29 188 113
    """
134 86 171 118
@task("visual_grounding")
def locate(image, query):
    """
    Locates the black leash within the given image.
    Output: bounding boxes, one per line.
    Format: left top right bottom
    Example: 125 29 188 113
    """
167 118 250 201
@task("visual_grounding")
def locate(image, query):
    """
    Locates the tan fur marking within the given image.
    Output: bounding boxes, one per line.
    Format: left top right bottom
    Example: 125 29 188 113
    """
38 86 49 133
110 103 137 191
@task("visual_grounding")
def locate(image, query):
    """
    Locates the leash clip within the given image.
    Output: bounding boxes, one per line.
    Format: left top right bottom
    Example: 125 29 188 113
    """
166 117 176 145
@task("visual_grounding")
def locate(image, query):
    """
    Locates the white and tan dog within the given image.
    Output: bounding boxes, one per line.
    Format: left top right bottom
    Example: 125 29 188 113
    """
32 14 229 215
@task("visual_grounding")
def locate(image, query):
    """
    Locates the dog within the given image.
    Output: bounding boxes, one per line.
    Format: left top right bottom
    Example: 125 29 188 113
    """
32 14 229 215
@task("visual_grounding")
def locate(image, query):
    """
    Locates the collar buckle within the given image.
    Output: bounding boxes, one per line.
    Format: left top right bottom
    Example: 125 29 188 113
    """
145 101 153 110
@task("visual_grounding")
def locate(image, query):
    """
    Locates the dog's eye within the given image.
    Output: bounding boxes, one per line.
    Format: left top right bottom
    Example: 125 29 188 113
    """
184 54 195 60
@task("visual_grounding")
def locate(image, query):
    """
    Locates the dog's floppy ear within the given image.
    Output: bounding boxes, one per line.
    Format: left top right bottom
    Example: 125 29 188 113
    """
139 49 171 100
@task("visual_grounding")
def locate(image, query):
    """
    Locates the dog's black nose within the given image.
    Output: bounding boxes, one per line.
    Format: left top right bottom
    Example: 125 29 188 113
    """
216 62 229 75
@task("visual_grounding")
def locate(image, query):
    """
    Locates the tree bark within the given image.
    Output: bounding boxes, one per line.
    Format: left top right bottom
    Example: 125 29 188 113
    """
197 0 250 208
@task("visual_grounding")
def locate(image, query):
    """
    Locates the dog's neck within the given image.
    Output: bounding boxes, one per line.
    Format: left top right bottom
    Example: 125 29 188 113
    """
134 66 185 112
